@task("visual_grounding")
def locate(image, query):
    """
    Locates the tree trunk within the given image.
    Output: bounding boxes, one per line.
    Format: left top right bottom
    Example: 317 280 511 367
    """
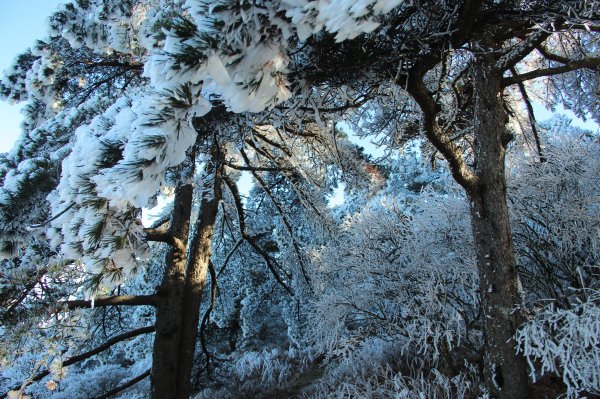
470 60 530 399
176 148 223 399
151 183 194 399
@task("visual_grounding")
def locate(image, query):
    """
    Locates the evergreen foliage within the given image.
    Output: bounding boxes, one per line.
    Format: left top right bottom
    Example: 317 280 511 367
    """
1 1 599 398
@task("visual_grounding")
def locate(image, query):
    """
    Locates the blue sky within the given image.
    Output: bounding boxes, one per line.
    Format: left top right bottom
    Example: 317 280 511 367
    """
0 0 64 152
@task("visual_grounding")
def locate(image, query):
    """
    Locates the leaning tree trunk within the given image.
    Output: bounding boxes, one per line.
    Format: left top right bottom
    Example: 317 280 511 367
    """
151 183 194 399
176 148 223 399
470 59 530 399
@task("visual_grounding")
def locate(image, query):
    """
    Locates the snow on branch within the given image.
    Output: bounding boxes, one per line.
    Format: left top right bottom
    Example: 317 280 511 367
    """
516 292 600 397
55 294 158 312
2 326 155 398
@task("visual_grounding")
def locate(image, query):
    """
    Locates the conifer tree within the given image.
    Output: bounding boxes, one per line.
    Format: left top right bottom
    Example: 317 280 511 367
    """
2 1 599 398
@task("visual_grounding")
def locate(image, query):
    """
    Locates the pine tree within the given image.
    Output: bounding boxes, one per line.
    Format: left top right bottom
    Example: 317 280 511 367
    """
2 1 599 398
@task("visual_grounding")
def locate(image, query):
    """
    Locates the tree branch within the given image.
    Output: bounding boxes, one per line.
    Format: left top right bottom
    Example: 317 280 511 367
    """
28 203 75 229
223 174 294 295
199 260 218 372
511 67 545 161
2 326 154 397
252 128 293 157
535 45 571 64
495 27 554 72
502 57 600 86
238 150 313 289
3 269 47 317
405 64 479 193
84 60 143 70
217 239 243 278
55 295 157 311
224 160 291 172
276 91 373 114
143 228 186 252
93 369 151 399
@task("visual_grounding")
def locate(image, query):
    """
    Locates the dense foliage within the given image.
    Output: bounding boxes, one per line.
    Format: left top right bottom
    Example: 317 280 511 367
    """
1 1 599 398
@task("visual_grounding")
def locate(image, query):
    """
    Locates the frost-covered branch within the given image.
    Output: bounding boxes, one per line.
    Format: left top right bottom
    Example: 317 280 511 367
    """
223 174 293 295
516 293 600 397
93 369 151 399
495 27 554 72
2 326 155 397
503 57 600 86
56 295 158 311
405 63 479 193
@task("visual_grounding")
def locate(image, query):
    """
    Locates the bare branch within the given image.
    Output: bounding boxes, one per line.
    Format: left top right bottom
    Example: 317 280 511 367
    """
405 64 479 193
224 160 291 172
2 327 154 397
223 174 294 295
143 227 169 242
535 45 571 64
83 60 143 70
239 150 314 289
93 369 151 399
502 57 600 86
217 238 243 278
143 228 186 252
55 295 158 311
28 203 75 229
276 90 374 114
511 67 545 162
199 260 218 371
3 269 47 316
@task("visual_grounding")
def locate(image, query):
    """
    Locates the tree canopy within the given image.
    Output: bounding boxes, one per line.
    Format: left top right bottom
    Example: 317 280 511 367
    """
1 1 599 398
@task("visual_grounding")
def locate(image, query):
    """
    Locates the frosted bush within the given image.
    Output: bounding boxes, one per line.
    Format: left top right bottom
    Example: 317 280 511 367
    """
310 186 479 367
516 290 600 397
509 126 600 306
193 346 316 398
309 338 479 399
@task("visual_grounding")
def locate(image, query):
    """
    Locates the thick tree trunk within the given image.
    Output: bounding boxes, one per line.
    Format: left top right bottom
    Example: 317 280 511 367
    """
151 183 193 399
470 61 530 399
176 149 223 399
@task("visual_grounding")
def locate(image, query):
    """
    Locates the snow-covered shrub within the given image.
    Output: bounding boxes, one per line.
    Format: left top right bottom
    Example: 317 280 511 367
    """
192 346 317 399
310 182 479 367
510 121 600 397
509 123 600 307
302 163 484 396
307 337 480 399
516 291 600 397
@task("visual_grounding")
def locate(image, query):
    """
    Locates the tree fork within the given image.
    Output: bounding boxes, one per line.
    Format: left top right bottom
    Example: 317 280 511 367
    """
175 145 223 399
150 181 194 399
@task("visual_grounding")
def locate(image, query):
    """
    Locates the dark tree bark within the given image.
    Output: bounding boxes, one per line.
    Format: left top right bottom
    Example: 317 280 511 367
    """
405 31 531 396
151 183 194 399
176 147 223 399
469 58 530 399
